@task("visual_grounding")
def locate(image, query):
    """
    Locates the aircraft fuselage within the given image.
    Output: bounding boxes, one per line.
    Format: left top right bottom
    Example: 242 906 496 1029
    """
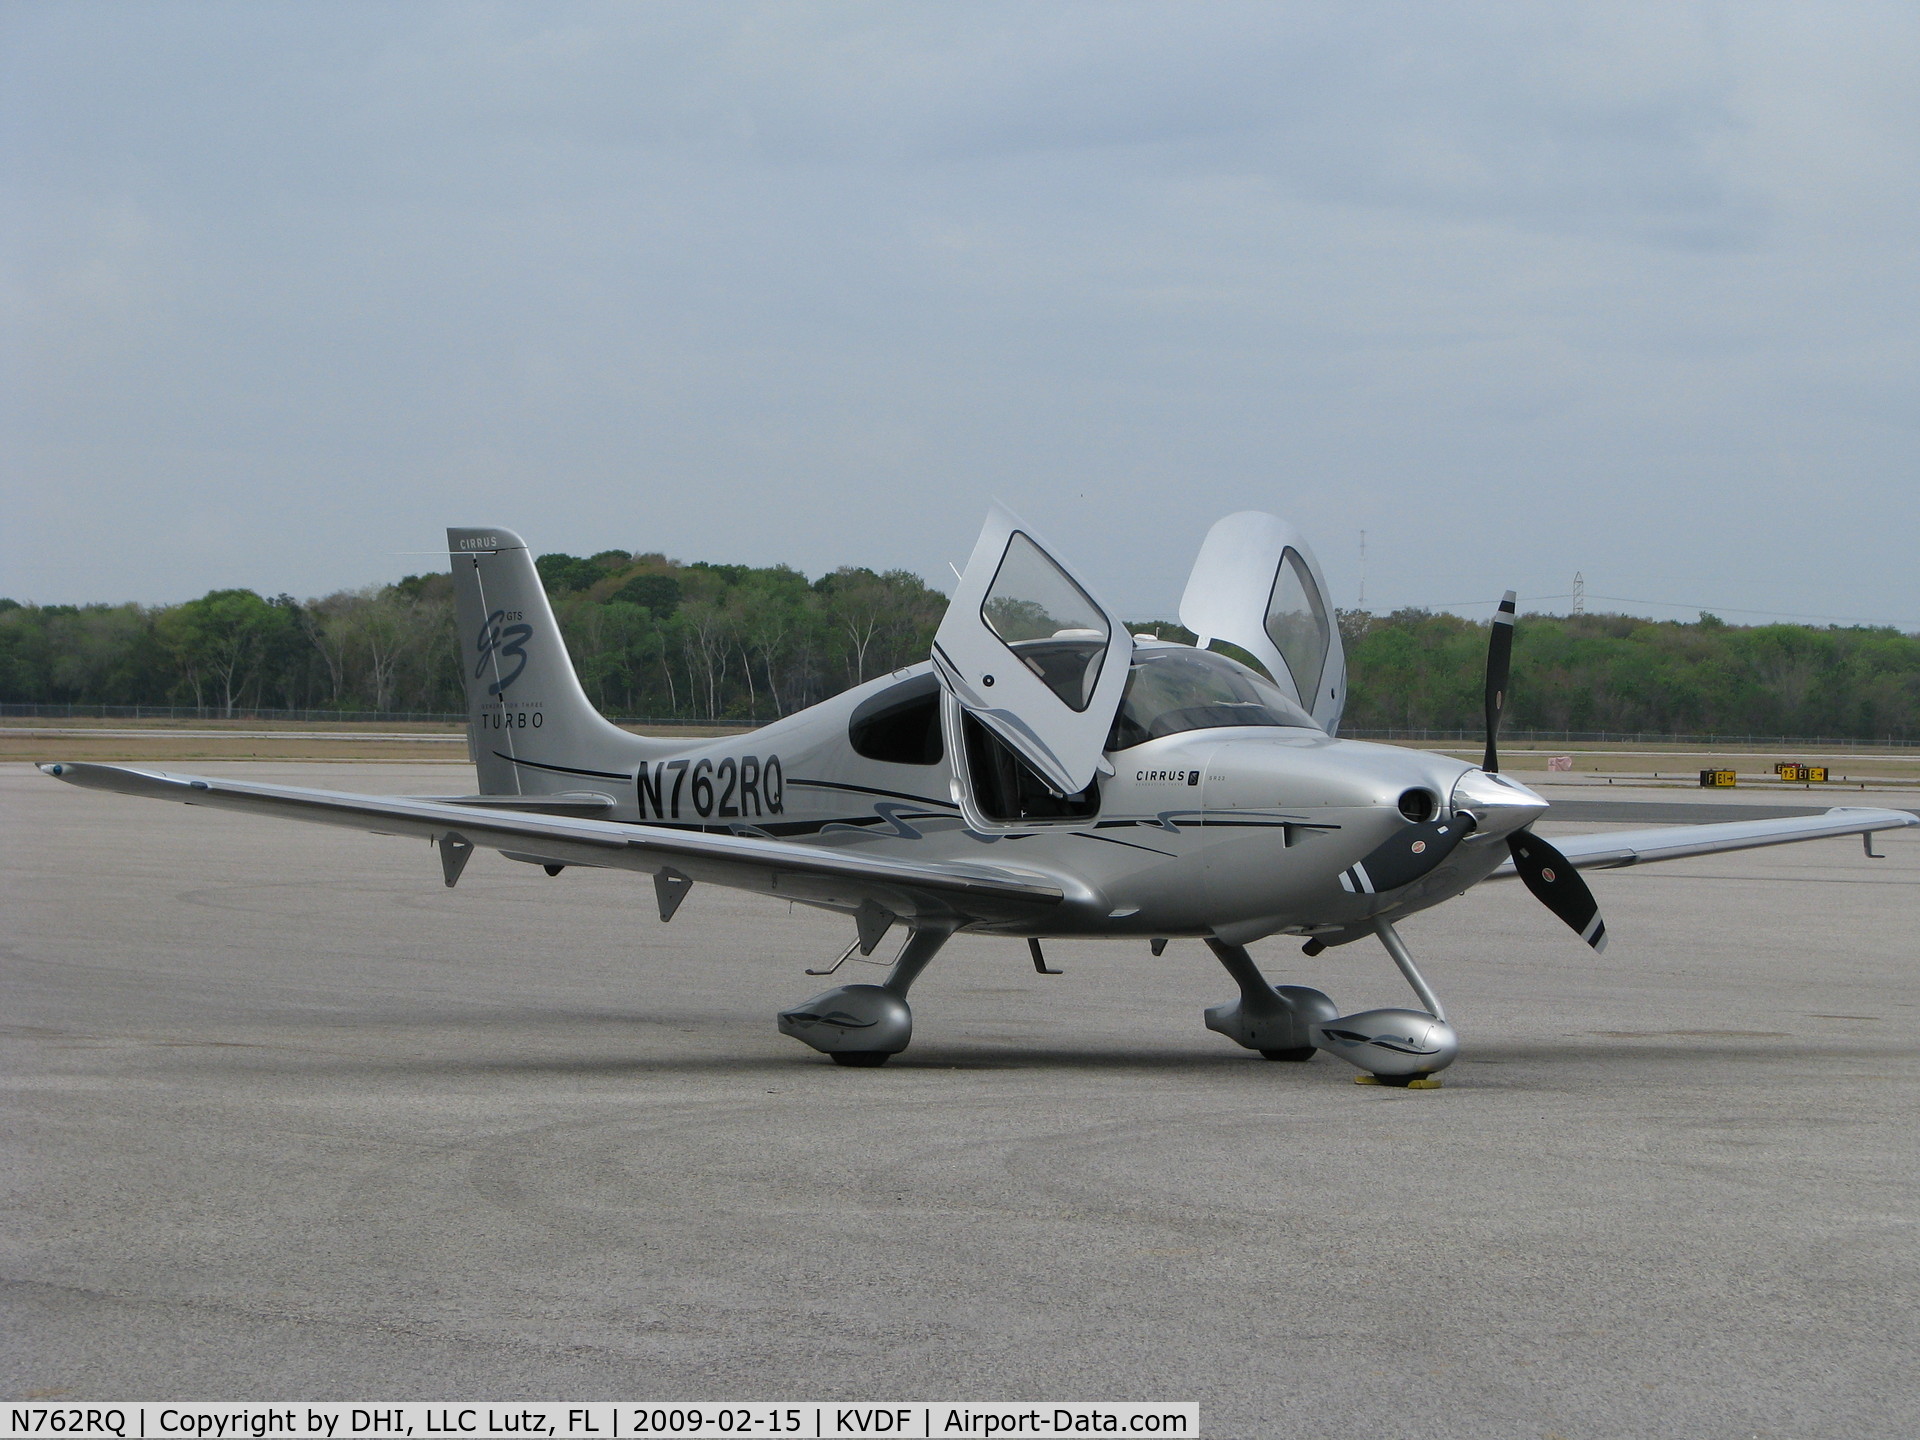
508 662 1520 944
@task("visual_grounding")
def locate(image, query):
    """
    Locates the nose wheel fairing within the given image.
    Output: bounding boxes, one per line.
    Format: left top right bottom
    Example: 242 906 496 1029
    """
1203 919 1461 1082
1315 1009 1460 1080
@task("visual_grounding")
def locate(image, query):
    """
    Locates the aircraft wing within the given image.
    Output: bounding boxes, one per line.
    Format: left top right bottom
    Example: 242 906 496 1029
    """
1487 806 1917 877
39 762 1068 923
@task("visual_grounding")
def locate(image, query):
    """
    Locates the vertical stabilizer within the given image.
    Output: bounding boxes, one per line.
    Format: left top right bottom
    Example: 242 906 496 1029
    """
447 527 663 796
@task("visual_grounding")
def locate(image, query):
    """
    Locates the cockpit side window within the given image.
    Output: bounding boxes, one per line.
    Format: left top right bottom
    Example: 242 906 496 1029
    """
1265 548 1330 704
1107 647 1319 751
848 674 944 766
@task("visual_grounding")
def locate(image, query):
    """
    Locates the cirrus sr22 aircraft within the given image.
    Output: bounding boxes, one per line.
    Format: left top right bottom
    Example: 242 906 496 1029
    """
43 508 1917 1084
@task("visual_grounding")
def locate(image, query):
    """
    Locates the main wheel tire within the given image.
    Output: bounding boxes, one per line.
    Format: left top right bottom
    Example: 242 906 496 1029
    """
830 1051 891 1067
1260 1046 1316 1062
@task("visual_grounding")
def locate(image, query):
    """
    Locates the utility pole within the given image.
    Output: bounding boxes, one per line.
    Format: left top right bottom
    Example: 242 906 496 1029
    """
1357 530 1367 610
1573 571 1585 617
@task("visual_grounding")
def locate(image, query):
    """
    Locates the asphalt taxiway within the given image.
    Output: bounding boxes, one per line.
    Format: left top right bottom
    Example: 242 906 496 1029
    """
5 761 1918 1436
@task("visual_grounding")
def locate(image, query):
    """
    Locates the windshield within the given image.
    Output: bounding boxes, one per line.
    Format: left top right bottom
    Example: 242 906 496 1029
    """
1107 646 1320 750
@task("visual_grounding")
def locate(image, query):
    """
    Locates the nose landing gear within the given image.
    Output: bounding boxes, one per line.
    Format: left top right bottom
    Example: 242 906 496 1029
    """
1204 918 1459 1085
1313 919 1459 1085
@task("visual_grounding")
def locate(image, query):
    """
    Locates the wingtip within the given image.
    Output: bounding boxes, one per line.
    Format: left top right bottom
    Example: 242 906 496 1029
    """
1823 806 1919 826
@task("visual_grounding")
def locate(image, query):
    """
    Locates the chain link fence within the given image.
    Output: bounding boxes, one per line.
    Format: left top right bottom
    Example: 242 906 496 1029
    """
1342 727 1920 750
0 702 737 728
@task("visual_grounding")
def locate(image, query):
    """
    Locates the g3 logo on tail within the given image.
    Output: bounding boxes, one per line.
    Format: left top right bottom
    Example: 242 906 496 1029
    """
476 610 533 695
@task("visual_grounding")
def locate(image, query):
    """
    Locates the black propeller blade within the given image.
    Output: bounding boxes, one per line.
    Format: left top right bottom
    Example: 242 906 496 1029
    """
1480 588 1608 953
1339 813 1476 895
1507 829 1608 952
1483 589 1516 773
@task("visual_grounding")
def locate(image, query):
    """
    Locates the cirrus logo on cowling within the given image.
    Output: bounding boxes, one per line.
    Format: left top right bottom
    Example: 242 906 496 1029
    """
475 610 533 695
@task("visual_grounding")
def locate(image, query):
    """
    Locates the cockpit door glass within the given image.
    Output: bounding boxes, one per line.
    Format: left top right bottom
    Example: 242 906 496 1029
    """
932 503 1133 796
982 533 1111 711
1266 549 1330 705
1178 511 1347 733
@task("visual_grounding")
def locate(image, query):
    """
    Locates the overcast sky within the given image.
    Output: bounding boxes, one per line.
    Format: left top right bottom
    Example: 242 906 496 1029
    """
4 2 1917 627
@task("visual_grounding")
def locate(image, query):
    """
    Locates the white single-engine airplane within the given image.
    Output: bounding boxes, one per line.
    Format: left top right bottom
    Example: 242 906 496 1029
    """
43 509 1917 1082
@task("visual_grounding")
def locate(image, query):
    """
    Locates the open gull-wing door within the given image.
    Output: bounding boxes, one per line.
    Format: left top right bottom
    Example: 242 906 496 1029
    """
1179 511 1346 733
931 504 1133 811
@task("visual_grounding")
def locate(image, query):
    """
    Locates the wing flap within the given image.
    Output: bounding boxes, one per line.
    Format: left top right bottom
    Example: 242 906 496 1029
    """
407 792 617 817
1488 807 1917 876
40 762 1066 919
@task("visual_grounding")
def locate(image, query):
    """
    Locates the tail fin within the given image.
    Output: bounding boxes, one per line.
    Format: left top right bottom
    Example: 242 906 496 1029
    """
447 527 664 796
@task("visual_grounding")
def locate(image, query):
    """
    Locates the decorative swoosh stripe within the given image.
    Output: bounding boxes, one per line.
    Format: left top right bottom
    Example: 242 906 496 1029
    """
496 752 633 782
788 778 958 809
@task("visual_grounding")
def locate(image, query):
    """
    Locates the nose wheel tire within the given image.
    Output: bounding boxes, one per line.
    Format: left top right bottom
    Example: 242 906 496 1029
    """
1260 1046 1316 1062
829 1050 891 1067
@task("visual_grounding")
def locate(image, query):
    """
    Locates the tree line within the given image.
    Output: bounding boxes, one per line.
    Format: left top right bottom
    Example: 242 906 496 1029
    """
3 555 1917 740
1334 608 1920 743
0 551 948 723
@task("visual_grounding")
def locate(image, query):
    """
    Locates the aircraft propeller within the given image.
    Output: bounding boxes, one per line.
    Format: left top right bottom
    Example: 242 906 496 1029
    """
1480 590 1608 952
1340 588 1608 952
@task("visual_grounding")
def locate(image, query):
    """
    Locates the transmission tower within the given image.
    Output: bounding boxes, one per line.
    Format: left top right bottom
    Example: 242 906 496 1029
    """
1572 572 1585 617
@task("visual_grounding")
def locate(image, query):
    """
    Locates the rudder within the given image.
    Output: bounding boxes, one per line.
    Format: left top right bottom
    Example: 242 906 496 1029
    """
447 527 666 796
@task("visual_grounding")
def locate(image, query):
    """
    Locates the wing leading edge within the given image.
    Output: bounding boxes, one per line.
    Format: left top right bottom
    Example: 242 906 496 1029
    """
1486 807 1917 877
39 762 1070 923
